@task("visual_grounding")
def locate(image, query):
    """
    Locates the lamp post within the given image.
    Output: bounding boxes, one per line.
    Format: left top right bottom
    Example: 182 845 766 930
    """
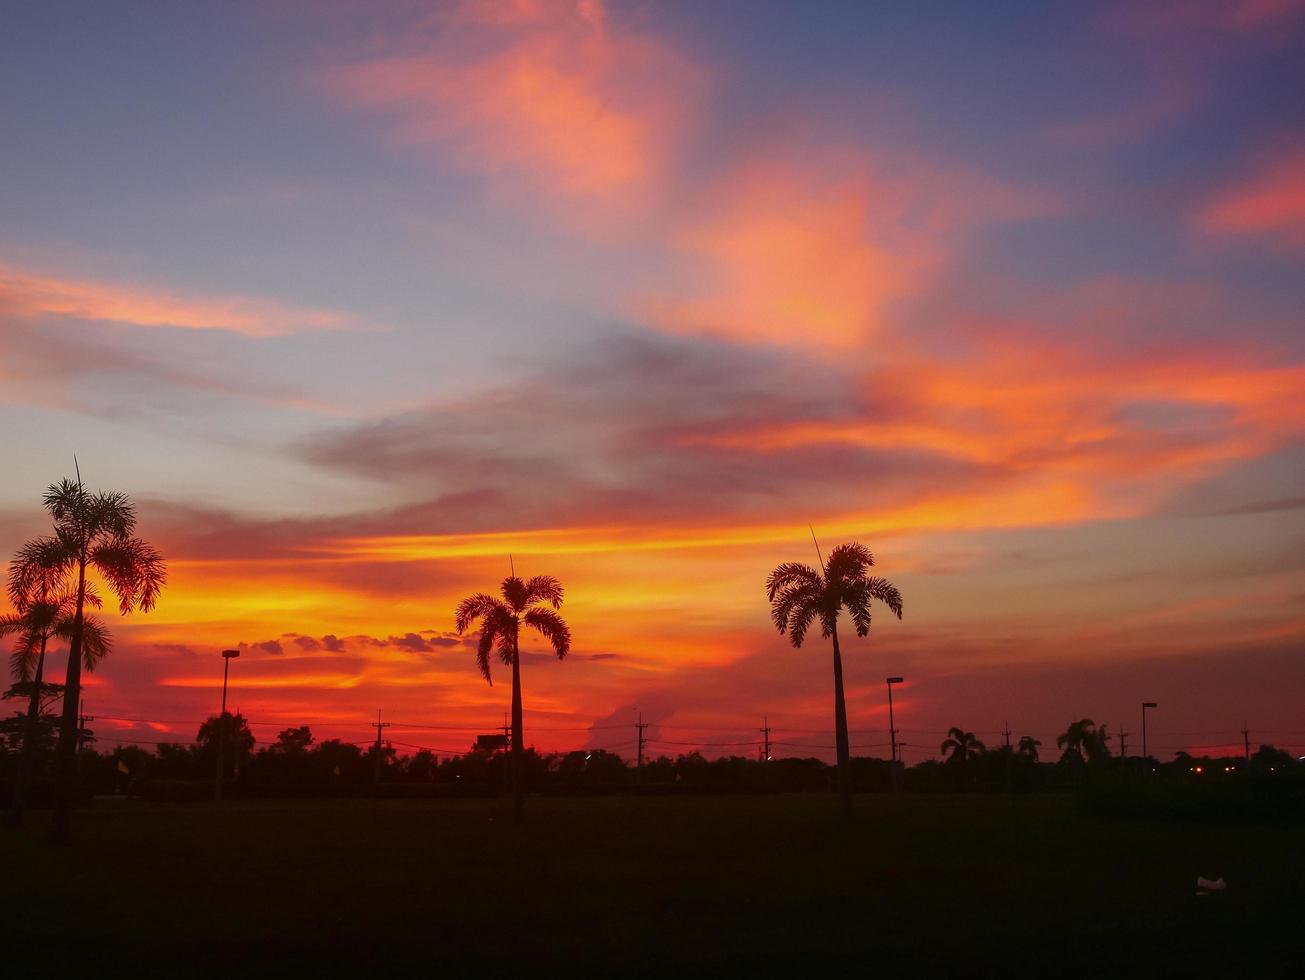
886 677 903 791
1141 701 1157 768
215 649 240 804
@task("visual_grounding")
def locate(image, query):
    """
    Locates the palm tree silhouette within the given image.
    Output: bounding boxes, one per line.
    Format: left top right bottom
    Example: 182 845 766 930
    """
766 541 902 821
1017 735 1042 762
1085 724 1112 765
1056 718 1097 764
2 536 110 827
455 572 571 824
41 478 166 843
941 727 985 765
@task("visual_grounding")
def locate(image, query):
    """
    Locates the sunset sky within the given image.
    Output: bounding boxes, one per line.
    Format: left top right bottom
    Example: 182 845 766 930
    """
2 0 1303 762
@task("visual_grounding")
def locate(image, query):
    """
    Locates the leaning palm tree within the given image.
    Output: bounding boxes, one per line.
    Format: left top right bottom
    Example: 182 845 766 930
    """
1017 735 1042 762
2 536 112 827
941 727 986 765
766 541 902 822
42 478 166 843
455 572 571 824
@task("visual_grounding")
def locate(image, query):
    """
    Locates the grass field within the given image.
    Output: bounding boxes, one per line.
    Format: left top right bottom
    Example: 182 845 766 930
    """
4 793 1303 977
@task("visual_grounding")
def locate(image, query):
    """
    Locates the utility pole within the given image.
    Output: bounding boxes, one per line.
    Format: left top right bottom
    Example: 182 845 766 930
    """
76 699 94 772
635 712 649 783
1118 725 1127 761
1242 721 1251 761
501 711 511 793
371 709 391 798
1141 702 1157 769
886 677 903 792
1002 721 1012 791
759 716 772 788
215 649 240 805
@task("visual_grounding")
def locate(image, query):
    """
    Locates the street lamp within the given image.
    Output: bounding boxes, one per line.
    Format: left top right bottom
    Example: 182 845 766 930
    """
886 677 904 791
1141 702 1157 766
215 649 240 804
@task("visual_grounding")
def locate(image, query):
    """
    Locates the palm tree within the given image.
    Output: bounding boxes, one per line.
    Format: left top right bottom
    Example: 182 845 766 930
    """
1085 724 1112 765
2 536 109 827
941 727 985 766
3 537 105 829
41 478 166 843
766 541 902 821
455 572 571 824
1056 718 1097 765
1017 735 1041 762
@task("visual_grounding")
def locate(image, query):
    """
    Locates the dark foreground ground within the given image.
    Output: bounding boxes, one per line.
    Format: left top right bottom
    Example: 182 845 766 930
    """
3 793 1302 978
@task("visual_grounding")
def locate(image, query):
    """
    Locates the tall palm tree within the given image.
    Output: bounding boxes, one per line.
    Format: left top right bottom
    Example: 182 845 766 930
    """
1017 735 1042 762
1 538 112 828
455 573 571 824
42 478 166 843
1056 718 1097 764
941 727 985 765
766 541 902 822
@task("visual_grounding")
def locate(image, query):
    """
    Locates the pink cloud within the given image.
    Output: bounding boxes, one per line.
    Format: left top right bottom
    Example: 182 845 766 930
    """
1197 148 1305 250
316 0 699 226
0 261 352 336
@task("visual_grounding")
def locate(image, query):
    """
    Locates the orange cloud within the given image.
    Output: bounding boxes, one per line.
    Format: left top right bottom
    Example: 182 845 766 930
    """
641 150 1051 348
687 340 1305 518
643 165 919 348
318 0 697 224
0 261 351 336
1197 149 1305 249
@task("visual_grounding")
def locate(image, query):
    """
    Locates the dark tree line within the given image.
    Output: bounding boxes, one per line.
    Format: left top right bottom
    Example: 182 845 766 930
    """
6 710 1297 803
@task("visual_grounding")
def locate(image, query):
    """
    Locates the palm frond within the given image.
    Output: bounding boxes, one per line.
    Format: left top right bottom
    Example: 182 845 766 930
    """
474 605 516 683
785 597 821 648
6 629 42 683
59 615 112 670
863 576 903 619
495 628 516 667
500 575 527 612
841 579 873 637
43 479 89 523
91 536 166 614
7 535 76 609
87 490 136 538
524 607 571 659
765 561 822 602
455 593 504 634
476 623 497 684
824 542 874 587
770 579 821 637
0 612 28 637
522 575 564 609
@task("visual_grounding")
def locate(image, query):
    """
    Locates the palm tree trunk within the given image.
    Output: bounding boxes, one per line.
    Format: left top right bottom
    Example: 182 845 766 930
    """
830 623 852 822
52 558 86 844
510 625 524 826
6 634 47 829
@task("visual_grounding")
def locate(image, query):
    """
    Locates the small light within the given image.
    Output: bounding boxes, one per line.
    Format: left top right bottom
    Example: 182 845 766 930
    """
1194 766 1203 774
